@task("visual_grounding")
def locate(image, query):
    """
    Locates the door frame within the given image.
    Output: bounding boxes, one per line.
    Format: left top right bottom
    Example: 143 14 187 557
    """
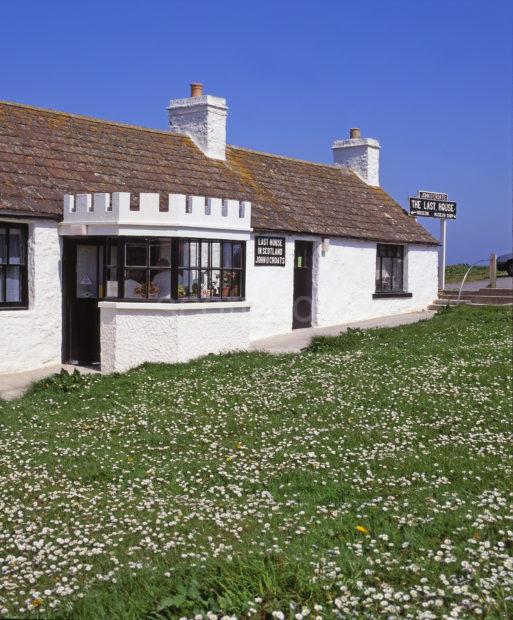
62 237 104 365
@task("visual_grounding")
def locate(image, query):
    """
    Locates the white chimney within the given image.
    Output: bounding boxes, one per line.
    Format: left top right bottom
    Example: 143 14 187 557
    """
167 83 228 161
332 128 380 186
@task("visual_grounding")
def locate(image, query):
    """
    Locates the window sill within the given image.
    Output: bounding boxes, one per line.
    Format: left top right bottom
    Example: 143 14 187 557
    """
372 291 413 299
99 300 251 311
0 305 29 311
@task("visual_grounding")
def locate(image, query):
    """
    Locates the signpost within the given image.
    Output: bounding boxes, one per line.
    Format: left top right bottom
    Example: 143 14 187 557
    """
409 190 457 290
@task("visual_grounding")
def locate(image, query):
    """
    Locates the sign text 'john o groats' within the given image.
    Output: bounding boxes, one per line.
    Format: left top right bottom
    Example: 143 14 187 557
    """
254 236 286 266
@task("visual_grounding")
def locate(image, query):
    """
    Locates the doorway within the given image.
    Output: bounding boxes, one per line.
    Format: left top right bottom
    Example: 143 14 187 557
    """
63 238 103 365
292 241 313 329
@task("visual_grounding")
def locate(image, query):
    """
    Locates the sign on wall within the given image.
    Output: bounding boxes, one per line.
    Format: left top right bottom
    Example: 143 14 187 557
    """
254 236 286 266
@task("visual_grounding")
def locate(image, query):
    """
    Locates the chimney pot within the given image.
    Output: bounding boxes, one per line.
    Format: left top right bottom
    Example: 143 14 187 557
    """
190 83 203 97
350 127 361 139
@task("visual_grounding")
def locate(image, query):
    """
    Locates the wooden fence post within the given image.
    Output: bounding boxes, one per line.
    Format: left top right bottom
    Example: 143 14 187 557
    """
489 253 497 288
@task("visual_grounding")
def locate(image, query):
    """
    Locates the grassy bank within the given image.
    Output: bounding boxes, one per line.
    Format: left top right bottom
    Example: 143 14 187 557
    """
0 306 512 619
445 262 509 283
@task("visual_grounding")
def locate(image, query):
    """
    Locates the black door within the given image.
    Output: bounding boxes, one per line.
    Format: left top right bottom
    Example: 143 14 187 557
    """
64 239 103 365
293 241 313 329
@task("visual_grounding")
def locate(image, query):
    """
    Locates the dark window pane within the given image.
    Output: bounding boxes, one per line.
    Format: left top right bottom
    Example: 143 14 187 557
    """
222 242 232 268
107 242 117 266
233 242 242 268
211 242 221 268
178 269 199 298
381 257 393 291
6 266 21 302
150 268 171 299
392 258 403 291
375 256 381 289
0 266 4 301
178 240 189 267
0 228 6 264
125 243 147 267
150 240 172 267
8 228 23 265
229 271 241 297
124 269 147 298
201 241 210 268
377 244 385 258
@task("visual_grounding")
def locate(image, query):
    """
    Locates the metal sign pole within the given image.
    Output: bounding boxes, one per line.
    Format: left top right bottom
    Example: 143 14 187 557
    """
439 219 446 290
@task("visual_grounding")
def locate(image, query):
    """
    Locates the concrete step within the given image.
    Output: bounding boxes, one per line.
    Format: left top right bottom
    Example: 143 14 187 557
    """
429 300 513 310
437 297 513 305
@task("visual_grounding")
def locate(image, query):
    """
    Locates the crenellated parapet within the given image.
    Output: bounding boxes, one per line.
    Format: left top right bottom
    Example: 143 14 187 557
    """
60 192 252 239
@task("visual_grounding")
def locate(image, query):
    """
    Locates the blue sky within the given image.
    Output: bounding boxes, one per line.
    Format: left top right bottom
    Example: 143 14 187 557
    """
1 0 511 263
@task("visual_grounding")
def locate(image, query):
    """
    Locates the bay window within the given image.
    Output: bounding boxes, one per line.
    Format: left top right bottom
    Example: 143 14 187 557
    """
0 223 28 309
103 237 245 302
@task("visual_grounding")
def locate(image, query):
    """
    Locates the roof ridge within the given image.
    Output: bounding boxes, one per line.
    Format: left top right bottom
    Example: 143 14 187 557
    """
228 144 348 172
0 100 186 139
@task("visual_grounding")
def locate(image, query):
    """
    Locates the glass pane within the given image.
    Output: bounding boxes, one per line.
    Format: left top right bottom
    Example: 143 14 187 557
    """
392 258 403 291
377 244 385 258
8 228 23 265
6 266 21 302
380 257 393 291
211 242 221 268
149 269 171 299
106 267 118 298
108 242 118 266
124 269 147 299
178 269 199 298
210 269 221 297
200 269 211 298
150 240 172 267
222 242 232 268
201 241 210 268
76 245 98 298
0 228 6 264
375 256 381 289
233 242 242 268
0 266 4 301
178 240 189 267
221 270 240 297
125 243 147 267
190 242 199 267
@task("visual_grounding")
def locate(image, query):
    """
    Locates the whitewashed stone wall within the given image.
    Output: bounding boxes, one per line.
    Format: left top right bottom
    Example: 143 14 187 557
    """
246 237 297 340
0 220 62 374
247 234 437 340
314 238 438 327
100 302 250 373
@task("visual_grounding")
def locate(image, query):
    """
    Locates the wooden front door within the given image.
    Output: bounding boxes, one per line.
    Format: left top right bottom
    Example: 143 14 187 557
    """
292 241 313 329
64 239 103 365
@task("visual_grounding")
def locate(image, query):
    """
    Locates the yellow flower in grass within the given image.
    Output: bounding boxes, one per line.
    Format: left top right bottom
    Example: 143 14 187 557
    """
356 525 369 535
235 441 243 449
226 455 234 462
32 598 43 608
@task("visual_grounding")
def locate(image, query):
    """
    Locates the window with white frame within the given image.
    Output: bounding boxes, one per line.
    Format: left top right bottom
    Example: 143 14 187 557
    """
0 223 28 308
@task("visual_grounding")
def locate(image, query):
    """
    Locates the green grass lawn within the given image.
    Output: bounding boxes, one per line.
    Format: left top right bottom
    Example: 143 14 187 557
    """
1 306 512 619
445 263 509 284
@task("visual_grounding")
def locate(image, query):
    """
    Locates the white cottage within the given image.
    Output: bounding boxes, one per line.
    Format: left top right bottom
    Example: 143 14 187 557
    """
0 84 438 375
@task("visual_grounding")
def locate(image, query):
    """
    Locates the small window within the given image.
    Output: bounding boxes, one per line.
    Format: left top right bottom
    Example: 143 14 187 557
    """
375 244 404 292
0 223 28 309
